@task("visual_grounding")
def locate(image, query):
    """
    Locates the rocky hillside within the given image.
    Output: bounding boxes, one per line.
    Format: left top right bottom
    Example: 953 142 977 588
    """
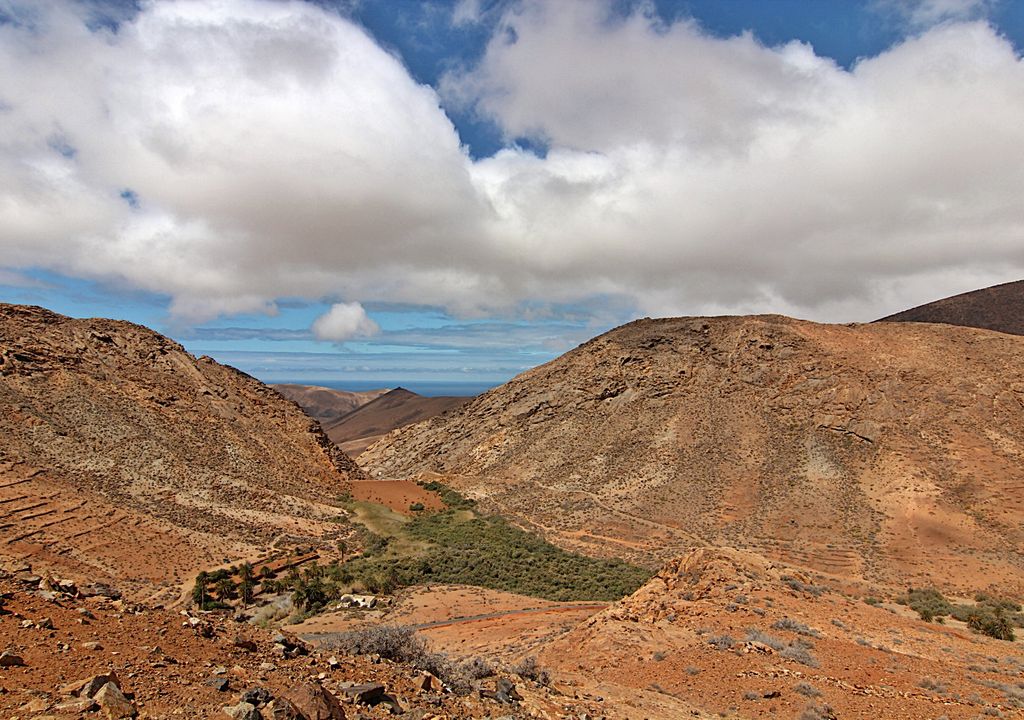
877 279 1024 335
362 315 1024 594
326 388 470 458
272 383 390 426
0 304 363 600
537 547 1024 719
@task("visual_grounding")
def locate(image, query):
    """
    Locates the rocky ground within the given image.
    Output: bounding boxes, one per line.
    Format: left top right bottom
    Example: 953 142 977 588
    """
0 567 603 719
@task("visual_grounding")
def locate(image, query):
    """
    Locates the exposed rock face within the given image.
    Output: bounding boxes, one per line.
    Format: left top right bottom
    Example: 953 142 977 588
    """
877 278 1024 335
0 304 363 596
363 315 1024 592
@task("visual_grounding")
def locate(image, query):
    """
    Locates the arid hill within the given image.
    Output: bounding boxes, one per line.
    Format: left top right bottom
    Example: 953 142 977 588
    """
877 279 1024 335
0 304 362 601
326 387 470 458
362 315 1024 595
271 383 390 426
536 547 1024 719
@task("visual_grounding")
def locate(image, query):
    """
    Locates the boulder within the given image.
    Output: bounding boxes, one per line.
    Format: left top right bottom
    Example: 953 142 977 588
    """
206 677 230 692
241 687 273 707
54 697 99 713
338 682 385 705
233 636 258 652
87 670 123 698
94 682 137 719
0 651 25 667
224 701 262 720
285 682 346 720
264 698 304 720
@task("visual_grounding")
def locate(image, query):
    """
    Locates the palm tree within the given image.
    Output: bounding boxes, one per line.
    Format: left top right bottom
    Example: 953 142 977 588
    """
191 571 210 609
215 576 237 602
238 562 255 607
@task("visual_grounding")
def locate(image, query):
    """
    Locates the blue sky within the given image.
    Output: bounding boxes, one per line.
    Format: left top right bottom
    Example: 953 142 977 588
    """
2 0 1023 391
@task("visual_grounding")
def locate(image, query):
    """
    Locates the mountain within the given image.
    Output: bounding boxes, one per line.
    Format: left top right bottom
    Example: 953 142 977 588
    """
324 387 470 458
877 279 1024 335
0 304 362 601
271 383 390 426
362 314 1024 594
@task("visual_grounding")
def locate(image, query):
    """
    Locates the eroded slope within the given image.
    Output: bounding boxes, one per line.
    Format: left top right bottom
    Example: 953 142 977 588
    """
0 304 363 599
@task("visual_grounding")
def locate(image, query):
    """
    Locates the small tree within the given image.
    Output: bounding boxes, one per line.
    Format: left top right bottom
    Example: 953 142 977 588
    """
215 576 237 602
192 571 210 609
238 562 255 607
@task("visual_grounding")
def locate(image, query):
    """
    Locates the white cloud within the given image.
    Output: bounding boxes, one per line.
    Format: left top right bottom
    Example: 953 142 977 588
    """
311 302 379 341
451 0 482 26
0 0 1023 327
875 0 994 29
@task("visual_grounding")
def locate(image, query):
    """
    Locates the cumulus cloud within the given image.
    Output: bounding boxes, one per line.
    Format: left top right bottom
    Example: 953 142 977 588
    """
0 0 1023 327
311 302 379 342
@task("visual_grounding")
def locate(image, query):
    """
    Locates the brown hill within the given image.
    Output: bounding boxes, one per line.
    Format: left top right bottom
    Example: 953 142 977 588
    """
325 387 470 458
271 383 390 425
877 278 1024 335
0 304 362 601
362 315 1024 595
536 547 1024 719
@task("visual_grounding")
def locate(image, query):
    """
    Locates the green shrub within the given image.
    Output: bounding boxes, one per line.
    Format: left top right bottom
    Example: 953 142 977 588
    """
897 588 952 620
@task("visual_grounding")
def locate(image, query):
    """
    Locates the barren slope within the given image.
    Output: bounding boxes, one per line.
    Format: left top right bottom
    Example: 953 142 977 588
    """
0 304 363 600
325 387 470 458
538 547 1024 719
363 315 1024 594
877 279 1024 335
271 383 390 425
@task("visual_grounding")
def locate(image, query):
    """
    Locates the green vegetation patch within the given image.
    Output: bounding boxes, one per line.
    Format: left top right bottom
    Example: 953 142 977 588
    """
895 587 1022 641
344 507 651 602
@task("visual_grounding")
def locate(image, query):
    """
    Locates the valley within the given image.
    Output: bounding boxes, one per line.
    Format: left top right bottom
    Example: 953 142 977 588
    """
4 300 1024 718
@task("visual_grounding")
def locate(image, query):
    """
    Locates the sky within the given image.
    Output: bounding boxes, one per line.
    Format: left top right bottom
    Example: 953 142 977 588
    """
1 0 1023 391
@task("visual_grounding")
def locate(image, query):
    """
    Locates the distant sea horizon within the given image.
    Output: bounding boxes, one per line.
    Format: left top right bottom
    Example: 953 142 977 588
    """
269 378 499 397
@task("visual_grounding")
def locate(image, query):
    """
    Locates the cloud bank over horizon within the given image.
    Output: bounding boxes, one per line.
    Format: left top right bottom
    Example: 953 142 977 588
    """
1 0 1023 333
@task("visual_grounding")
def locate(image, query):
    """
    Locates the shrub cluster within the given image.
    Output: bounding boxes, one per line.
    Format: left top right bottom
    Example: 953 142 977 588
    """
897 587 1021 640
419 480 477 509
327 625 489 694
345 508 651 602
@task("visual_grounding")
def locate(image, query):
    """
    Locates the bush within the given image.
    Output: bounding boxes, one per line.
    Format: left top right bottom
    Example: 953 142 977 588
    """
897 588 952 621
772 618 820 637
967 609 1016 641
707 634 736 650
421 481 477 509
781 644 820 668
794 682 821 697
781 576 826 597
511 656 550 686
919 676 947 693
327 625 475 694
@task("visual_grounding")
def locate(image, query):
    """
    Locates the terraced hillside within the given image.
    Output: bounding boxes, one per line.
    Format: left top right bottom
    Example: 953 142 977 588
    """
363 315 1024 594
0 304 363 601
